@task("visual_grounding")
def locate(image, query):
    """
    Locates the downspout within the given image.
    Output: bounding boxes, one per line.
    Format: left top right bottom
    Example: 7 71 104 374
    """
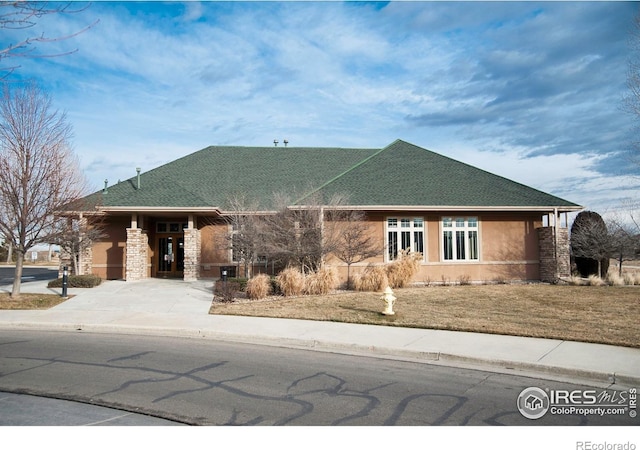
553 207 558 280
320 205 325 268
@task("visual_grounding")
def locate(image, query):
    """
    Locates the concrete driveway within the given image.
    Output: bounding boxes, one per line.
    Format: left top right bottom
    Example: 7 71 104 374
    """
55 278 215 315
2 277 215 315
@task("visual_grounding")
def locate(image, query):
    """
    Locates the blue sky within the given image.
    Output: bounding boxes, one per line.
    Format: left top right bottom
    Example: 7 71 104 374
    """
3 1 639 218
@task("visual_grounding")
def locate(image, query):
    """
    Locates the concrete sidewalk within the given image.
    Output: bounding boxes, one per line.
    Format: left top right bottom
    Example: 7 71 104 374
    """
1 278 639 388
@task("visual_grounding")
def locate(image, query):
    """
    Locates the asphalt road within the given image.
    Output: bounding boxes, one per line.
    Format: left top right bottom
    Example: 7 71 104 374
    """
0 391 183 426
0 266 59 285
0 330 636 426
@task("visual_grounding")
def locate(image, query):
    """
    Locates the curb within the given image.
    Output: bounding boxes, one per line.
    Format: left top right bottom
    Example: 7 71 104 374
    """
2 321 638 388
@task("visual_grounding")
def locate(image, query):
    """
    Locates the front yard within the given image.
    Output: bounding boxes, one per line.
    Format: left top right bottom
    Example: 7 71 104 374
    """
0 293 68 310
209 284 640 348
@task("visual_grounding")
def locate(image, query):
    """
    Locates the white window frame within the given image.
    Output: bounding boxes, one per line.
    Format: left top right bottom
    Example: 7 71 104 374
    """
386 217 425 262
441 217 479 262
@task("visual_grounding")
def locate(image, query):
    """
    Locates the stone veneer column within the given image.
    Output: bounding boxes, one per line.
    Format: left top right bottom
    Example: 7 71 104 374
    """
126 228 148 281
537 226 570 282
79 245 92 276
183 228 201 281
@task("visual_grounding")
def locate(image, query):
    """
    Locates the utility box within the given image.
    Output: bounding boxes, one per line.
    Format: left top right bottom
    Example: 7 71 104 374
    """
220 266 236 279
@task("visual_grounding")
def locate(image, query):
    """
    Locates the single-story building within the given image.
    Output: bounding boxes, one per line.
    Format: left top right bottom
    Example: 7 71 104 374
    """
64 139 582 284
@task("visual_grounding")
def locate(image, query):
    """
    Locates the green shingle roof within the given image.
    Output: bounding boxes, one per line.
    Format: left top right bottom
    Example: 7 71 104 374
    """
87 139 580 212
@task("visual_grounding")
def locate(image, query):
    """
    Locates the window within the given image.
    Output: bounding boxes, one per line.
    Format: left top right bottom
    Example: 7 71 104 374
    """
156 222 187 233
387 217 425 261
442 217 478 261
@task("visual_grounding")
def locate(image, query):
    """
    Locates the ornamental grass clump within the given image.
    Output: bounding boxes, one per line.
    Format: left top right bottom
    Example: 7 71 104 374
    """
304 266 339 295
386 250 422 288
625 272 640 285
276 267 305 297
246 273 272 300
353 264 388 292
623 272 636 285
568 275 585 286
606 272 625 286
588 274 606 286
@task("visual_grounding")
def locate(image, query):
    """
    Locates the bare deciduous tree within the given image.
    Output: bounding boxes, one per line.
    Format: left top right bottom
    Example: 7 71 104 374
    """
0 1 97 77
223 192 379 279
222 192 264 278
625 9 640 167
608 220 640 276
331 209 382 289
0 82 88 297
606 201 640 275
258 192 325 273
55 213 106 276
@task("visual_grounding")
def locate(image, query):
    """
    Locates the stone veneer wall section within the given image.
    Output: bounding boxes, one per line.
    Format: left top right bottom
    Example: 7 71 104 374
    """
57 247 92 276
537 226 570 282
80 246 92 276
58 249 73 277
125 228 148 281
183 228 201 281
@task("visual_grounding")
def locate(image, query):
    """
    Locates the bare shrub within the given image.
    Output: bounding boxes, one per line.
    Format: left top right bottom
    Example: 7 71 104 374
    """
305 266 339 295
386 250 422 288
458 274 471 285
276 267 305 297
492 276 507 285
214 280 242 303
246 273 272 300
353 264 388 292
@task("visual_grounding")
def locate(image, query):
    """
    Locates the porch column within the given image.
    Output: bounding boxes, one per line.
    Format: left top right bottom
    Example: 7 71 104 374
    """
183 214 201 281
126 213 149 281
537 224 570 283
77 215 92 276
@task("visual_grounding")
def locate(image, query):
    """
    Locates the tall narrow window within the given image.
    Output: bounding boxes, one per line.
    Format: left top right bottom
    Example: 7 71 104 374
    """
413 218 424 254
387 217 425 261
468 218 478 260
442 217 479 261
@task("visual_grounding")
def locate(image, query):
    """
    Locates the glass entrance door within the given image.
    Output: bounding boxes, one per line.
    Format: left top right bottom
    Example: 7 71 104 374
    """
157 235 184 277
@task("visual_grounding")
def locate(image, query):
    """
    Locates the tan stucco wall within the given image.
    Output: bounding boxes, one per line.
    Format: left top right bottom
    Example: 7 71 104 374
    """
330 211 543 285
92 211 545 284
198 220 231 278
91 216 128 279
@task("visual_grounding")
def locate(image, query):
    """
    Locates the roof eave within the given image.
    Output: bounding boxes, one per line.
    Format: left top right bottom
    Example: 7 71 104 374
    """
315 204 584 213
97 204 583 214
99 206 222 214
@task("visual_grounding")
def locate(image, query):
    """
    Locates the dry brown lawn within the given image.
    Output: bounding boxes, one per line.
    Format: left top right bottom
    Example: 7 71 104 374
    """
209 284 640 348
0 293 69 310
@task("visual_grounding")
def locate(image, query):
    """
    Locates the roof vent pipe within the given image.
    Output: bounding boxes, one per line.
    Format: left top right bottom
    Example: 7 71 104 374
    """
136 168 141 190
103 179 108 194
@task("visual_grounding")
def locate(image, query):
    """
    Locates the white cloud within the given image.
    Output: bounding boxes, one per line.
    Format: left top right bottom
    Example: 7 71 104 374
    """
6 1 636 213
